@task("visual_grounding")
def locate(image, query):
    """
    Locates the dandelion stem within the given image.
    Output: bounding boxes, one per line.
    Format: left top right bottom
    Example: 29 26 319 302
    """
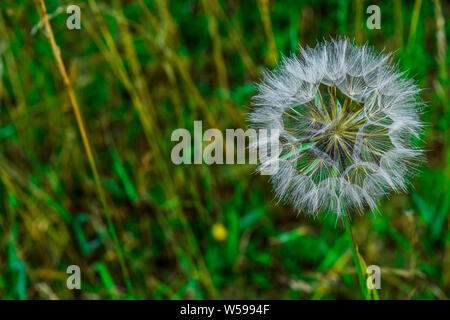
343 213 370 300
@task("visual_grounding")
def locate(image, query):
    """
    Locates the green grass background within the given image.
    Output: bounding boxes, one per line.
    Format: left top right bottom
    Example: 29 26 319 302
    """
0 0 449 299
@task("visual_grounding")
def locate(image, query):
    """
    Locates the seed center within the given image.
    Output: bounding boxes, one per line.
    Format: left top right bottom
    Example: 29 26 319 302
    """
283 84 368 169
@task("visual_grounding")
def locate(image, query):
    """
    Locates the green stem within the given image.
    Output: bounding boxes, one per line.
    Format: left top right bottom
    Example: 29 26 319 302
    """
344 213 370 300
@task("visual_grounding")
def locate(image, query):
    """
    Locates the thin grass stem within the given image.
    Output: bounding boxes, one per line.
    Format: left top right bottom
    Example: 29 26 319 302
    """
37 0 134 297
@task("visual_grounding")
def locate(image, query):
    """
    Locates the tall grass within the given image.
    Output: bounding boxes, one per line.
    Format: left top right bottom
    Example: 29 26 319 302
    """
0 0 448 299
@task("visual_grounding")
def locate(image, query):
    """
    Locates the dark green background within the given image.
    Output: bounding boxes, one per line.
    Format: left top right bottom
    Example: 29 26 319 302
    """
0 0 448 299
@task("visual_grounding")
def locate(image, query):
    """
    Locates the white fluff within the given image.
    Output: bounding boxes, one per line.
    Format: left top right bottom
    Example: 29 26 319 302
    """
249 37 424 217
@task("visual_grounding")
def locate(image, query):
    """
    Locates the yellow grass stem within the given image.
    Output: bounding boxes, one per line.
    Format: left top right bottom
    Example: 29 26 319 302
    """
354 0 364 43
408 0 422 50
394 0 404 48
85 1 218 297
37 0 134 297
209 0 259 78
257 0 278 67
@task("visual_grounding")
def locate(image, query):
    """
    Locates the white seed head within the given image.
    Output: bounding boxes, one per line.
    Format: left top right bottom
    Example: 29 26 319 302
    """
249 37 425 217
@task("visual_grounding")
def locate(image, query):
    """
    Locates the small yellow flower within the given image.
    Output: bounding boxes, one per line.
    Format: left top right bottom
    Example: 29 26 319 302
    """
212 223 228 242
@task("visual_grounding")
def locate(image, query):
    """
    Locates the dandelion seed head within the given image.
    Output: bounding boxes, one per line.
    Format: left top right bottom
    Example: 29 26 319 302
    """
249 37 425 217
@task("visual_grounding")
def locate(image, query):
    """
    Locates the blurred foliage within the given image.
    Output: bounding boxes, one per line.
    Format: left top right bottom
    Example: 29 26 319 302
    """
0 0 449 299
